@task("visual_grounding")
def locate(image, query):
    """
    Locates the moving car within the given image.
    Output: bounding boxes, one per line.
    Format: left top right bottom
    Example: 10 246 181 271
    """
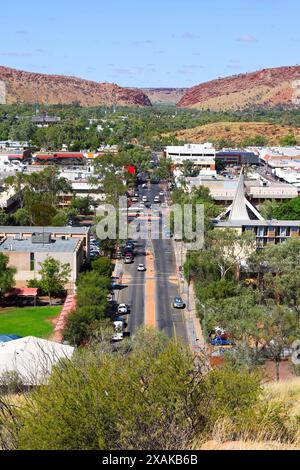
124 256 133 264
118 303 129 314
173 296 185 309
137 263 146 271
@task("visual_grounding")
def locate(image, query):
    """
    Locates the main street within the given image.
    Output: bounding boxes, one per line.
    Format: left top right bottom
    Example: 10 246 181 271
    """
115 181 188 343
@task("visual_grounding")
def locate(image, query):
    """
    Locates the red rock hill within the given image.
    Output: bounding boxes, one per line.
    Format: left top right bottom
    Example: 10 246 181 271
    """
0 66 151 107
177 66 300 111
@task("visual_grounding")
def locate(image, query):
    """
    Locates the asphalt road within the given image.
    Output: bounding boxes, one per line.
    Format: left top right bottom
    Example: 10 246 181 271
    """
150 183 188 343
115 181 188 343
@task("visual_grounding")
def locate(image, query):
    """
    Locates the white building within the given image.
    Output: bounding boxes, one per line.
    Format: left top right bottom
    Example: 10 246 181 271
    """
0 336 74 386
165 143 216 176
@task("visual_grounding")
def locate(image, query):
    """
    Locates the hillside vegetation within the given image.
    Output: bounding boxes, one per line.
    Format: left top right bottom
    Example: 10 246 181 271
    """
172 121 300 146
178 65 300 111
0 66 151 107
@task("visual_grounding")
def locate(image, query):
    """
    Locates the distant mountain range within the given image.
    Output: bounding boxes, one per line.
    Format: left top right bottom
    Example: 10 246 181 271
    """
1 65 300 110
0 66 151 107
177 65 300 111
139 88 187 105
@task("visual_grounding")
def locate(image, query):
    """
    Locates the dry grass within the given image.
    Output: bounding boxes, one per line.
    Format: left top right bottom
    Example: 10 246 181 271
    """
199 440 300 450
264 377 300 417
171 121 300 146
191 377 300 451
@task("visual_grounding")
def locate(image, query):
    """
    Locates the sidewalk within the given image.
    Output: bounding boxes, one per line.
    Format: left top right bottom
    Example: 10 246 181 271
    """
172 239 206 353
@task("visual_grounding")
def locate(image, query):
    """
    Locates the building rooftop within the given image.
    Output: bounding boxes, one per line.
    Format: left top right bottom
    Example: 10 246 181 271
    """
215 220 300 227
0 237 79 253
0 225 89 234
166 143 215 153
0 336 74 385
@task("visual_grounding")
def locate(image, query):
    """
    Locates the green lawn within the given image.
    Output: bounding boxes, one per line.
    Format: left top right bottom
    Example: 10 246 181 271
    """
0 306 62 338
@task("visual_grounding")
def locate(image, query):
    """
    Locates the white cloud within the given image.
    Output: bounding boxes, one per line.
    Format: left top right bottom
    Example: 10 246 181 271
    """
181 32 199 40
237 35 258 43
0 51 33 57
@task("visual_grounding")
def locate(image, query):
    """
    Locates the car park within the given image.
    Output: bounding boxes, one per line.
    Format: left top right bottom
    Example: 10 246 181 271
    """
173 296 185 308
137 263 146 271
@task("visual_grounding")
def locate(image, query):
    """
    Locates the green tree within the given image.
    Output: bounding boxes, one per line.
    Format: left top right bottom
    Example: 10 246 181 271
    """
259 200 280 219
0 253 16 301
72 196 91 215
39 257 71 306
91 257 112 278
155 157 173 181
272 197 300 220
0 209 10 225
0 328 264 450
51 210 69 226
182 159 195 177
279 134 297 146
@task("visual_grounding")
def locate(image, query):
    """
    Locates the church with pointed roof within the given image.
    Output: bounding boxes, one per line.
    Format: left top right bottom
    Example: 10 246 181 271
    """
213 168 300 247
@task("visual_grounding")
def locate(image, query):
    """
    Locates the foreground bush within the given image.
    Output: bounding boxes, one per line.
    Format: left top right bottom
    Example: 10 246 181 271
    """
0 328 296 450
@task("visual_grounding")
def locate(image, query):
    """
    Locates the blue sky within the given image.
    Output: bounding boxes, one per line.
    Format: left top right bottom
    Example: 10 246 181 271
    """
1 0 299 88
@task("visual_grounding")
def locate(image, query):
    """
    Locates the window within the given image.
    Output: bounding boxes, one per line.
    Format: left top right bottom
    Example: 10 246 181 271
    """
30 252 35 271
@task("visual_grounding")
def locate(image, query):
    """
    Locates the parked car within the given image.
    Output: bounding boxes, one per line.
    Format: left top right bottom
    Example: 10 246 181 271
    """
111 321 124 342
137 263 146 271
159 191 164 196
173 296 185 309
153 195 160 203
113 315 127 328
124 256 133 264
118 303 129 314
110 278 119 289
210 338 233 346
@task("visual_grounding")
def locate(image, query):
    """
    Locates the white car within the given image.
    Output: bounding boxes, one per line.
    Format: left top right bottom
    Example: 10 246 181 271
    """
118 303 129 314
153 196 160 203
142 195 148 202
159 191 164 196
137 263 146 271
111 321 124 342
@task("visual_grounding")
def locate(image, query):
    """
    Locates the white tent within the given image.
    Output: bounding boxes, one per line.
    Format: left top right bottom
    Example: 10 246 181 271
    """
0 336 74 386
